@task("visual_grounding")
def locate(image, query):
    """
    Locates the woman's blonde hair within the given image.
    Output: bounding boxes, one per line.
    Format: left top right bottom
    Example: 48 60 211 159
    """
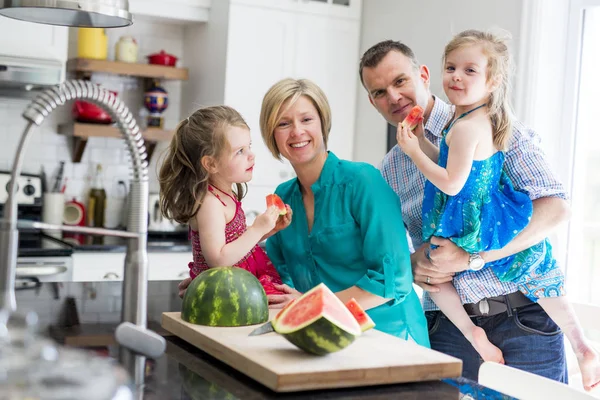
260 78 332 159
158 105 249 224
443 29 514 150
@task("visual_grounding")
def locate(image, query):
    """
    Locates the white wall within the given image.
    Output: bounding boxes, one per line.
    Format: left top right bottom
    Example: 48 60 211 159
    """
353 0 523 166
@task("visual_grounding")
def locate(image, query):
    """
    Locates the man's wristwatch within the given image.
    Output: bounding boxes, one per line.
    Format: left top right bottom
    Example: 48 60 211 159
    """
468 253 485 271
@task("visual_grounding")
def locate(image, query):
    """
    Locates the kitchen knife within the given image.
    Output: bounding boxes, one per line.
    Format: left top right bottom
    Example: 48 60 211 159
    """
248 321 274 336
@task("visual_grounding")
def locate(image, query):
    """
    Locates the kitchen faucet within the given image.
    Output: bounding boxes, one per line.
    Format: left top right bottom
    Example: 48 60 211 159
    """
0 80 165 387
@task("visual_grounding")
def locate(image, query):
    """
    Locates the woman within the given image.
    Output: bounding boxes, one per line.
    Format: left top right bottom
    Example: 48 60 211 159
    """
258 78 429 346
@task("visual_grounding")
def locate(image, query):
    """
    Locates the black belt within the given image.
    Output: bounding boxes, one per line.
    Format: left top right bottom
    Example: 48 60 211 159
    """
463 291 533 317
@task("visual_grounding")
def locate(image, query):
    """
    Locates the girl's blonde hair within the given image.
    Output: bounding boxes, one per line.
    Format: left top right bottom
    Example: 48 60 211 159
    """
443 29 514 150
158 105 249 224
260 78 331 160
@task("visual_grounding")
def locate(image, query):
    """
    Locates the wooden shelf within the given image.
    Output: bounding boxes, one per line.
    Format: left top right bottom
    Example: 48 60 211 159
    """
67 58 189 81
59 123 174 163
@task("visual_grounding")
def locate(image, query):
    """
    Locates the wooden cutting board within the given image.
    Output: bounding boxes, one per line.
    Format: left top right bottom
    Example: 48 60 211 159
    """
161 311 462 392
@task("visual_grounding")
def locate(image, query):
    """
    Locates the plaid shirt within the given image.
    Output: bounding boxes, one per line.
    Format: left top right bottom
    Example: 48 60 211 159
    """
380 96 568 311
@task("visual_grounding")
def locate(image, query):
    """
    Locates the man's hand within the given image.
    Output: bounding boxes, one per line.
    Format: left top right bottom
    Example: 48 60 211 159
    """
267 283 302 309
428 236 471 273
411 244 454 292
178 277 192 299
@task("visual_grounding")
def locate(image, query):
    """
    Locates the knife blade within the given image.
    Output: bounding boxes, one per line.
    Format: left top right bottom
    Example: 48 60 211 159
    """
248 321 274 336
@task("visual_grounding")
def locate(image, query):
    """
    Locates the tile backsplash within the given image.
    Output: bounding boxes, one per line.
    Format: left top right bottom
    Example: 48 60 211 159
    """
0 19 186 203
2 19 190 330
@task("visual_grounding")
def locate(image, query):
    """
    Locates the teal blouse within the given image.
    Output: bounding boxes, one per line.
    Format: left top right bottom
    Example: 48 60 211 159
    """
266 152 430 347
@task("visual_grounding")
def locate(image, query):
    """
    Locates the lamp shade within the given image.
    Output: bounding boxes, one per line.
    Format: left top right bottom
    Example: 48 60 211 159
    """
0 0 132 28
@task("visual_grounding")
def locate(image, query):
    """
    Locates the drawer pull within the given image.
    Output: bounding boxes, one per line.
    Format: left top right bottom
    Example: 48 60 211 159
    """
103 272 120 279
178 271 188 278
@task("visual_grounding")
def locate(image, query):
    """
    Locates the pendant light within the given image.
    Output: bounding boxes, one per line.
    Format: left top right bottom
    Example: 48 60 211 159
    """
0 0 132 28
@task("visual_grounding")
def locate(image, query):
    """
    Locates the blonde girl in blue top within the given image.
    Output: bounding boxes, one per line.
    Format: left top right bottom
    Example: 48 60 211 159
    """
397 29 599 390
259 78 429 346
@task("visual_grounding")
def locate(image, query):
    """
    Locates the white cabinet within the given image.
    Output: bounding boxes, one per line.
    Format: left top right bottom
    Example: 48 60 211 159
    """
231 0 361 20
72 251 192 282
224 5 297 188
222 2 360 186
294 13 360 162
129 0 211 23
0 16 68 62
183 1 361 188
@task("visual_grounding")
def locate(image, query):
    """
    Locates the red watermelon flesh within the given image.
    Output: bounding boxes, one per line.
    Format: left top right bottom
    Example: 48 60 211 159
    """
274 284 360 333
273 284 361 355
266 194 286 215
402 105 424 131
345 298 376 332
274 298 297 322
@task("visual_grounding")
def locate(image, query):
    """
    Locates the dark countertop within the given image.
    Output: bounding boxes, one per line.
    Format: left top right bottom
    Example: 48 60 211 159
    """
138 336 515 399
73 232 192 253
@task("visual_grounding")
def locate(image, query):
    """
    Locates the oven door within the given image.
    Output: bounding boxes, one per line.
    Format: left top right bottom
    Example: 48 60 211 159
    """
16 256 73 282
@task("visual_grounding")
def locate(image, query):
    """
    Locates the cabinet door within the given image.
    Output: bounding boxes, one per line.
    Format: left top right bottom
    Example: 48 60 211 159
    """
294 14 360 161
232 0 361 20
0 17 68 61
297 0 362 20
225 4 297 187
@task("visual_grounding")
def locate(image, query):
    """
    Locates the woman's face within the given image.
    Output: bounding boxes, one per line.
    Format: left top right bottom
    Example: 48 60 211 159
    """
273 95 326 167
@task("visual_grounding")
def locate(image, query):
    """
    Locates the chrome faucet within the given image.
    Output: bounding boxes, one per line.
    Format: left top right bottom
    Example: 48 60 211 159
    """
0 80 165 387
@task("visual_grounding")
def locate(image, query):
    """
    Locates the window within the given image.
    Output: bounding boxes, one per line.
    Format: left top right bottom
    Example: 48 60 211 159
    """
563 0 600 305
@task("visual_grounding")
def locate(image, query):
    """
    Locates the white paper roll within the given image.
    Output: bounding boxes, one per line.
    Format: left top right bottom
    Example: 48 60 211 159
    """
42 192 65 240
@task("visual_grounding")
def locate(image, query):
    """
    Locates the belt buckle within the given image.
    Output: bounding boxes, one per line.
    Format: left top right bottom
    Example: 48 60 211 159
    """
478 298 490 316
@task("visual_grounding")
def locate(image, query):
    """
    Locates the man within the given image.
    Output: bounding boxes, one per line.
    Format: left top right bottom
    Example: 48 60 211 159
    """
359 40 571 382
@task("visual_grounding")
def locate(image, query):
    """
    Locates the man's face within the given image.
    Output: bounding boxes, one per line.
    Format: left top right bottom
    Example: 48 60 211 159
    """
362 50 431 126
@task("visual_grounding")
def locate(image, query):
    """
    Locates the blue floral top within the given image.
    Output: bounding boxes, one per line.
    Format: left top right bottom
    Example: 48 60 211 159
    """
422 125 564 301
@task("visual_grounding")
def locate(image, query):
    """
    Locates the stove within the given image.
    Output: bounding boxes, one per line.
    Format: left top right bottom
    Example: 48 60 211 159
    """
0 170 74 284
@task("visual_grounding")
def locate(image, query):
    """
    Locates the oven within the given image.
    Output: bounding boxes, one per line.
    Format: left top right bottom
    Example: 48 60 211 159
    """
1 170 74 289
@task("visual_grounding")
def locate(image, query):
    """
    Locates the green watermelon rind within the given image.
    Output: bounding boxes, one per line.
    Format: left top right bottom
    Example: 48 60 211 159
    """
181 267 269 327
272 283 362 355
280 316 358 356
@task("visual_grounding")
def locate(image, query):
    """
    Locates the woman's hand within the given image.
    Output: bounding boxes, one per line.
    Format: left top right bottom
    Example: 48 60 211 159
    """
178 277 192 298
274 204 293 232
267 283 302 309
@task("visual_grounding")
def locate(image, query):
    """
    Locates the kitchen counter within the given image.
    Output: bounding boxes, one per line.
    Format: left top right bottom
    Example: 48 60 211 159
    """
137 335 514 399
73 233 191 253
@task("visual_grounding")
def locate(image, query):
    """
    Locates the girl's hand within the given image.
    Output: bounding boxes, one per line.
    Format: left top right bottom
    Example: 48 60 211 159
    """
267 283 302 309
397 122 420 158
252 206 280 235
273 204 293 233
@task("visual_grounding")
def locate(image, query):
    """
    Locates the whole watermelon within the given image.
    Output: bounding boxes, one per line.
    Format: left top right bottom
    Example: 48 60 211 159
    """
181 267 269 327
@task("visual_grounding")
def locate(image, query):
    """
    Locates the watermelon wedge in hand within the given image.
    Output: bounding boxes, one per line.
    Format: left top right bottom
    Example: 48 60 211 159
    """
401 105 424 131
266 194 287 215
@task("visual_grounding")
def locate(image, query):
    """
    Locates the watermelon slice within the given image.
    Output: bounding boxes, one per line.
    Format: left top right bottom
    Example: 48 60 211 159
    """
272 283 361 355
266 194 286 215
345 298 376 332
401 105 424 131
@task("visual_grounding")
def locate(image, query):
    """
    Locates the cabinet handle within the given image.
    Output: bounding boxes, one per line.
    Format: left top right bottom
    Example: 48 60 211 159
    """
178 271 188 278
103 272 120 279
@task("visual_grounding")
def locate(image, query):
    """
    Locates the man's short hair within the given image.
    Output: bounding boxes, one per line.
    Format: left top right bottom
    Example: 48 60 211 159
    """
359 40 420 87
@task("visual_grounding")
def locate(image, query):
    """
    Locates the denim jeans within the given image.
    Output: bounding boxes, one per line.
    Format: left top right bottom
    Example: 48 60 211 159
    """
426 302 568 382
